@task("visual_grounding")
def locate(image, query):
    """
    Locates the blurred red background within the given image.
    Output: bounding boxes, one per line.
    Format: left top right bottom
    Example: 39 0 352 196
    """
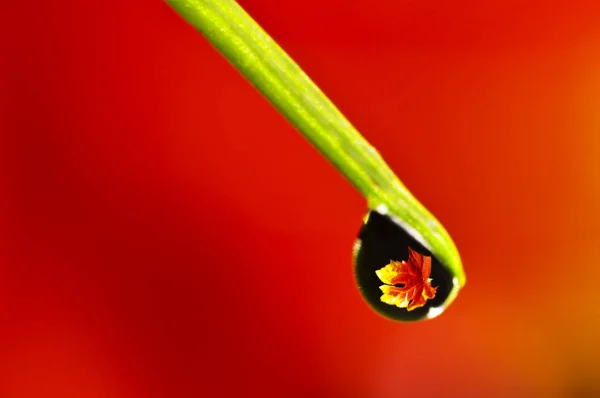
2 0 600 397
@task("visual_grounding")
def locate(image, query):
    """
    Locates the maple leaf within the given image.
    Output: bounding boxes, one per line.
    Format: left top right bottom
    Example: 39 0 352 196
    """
375 247 438 311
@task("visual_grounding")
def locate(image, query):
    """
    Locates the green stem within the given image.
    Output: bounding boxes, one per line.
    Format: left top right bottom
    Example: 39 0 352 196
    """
165 0 465 288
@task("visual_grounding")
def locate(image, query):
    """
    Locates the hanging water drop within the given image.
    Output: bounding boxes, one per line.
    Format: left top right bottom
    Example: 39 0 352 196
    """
353 210 460 321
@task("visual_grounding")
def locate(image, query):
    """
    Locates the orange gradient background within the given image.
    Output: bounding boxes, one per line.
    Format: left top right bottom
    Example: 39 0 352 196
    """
2 1 600 397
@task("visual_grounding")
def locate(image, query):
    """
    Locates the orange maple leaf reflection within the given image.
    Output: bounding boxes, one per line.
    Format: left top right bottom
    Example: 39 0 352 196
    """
375 247 438 311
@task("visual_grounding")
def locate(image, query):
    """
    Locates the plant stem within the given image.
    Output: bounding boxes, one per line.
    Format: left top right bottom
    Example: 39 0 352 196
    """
165 0 465 288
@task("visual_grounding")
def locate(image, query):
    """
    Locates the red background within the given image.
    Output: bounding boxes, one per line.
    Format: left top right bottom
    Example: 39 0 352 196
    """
2 0 600 397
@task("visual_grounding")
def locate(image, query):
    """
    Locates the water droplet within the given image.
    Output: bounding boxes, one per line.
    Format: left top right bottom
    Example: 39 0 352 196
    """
353 210 455 321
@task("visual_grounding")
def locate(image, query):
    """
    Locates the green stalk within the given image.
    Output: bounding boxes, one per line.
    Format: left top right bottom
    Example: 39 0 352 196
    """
165 0 465 292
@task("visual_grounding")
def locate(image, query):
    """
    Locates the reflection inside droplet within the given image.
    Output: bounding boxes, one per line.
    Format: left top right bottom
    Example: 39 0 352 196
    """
353 210 454 321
